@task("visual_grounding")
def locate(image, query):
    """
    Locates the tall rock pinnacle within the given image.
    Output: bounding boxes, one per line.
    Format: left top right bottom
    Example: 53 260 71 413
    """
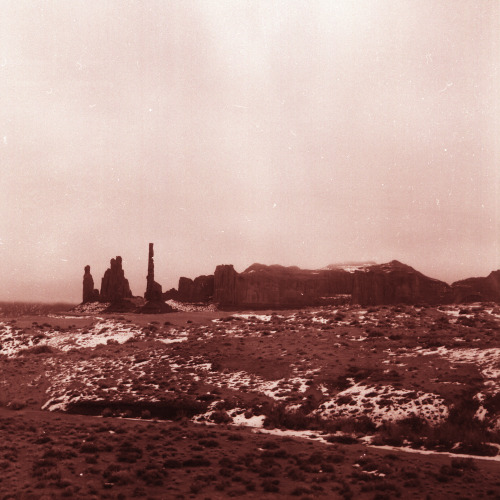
145 243 163 301
82 265 100 303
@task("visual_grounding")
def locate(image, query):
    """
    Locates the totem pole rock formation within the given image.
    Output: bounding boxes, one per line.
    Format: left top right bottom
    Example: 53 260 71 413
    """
145 243 163 301
82 265 100 303
100 256 133 303
140 243 175 313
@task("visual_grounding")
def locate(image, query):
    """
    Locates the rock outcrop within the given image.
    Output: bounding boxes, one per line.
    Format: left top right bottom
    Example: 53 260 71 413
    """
100 256 133 303
141 243 174 314
177 275 214 302
82 248 500 312
351 260 451 306
82 265 100 303
450 270 500 303
213 263 354 309
145 243 163 301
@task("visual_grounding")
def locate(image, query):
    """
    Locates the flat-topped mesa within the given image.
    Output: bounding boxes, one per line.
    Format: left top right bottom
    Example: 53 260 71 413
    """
144 243 163 301
82 265 100 303
100 256 133 303
213 263 353 309
351 261 451 306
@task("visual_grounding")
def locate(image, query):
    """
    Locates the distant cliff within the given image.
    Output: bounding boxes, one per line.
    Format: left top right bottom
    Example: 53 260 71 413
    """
450 270 500 303
213 263 354 308
83 251 500 311
170 260 499 309
351 260 451 306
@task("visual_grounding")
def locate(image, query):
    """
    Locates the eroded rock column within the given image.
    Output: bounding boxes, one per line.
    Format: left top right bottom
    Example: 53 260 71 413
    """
82 265 99 303
145 243 163 301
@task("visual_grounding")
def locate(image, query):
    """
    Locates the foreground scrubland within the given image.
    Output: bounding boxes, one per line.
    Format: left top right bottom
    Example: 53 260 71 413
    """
0 302 499 498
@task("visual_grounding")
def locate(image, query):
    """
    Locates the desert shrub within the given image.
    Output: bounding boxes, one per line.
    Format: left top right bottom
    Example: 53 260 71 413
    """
199 438 219 448
136 463 167 486
286 467 305 481
141 409 152 419
43 447 77 460
219 457 235 469
219 467 233 477
451 457 477 471
103 465 132 485
210 409 231 424
373 416 429 448
32 333 47 343
32 458 57 474
326 434 358 445
457 316 476 327
197 393 217 402
263 404 318 430
271 448 288 459
336 395 354 405
388 333 403 340
261 479 280 492
291 486 313 496
163 459 182 468
80 443 100 454
102 408 113 418
483 393 500 413
34 435 52 445
183 456 211 467
17 345 54 356
366 328 384 338
190 480 205 494
439 464 463 478
425 414 496 455
228 433 244 441
116 442 143 463
7 400 27 411
370 369 400 382
322 416 376 435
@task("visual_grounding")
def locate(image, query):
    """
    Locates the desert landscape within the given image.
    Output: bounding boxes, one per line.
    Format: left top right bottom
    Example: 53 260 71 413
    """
1 294 499 498
2 1 499 498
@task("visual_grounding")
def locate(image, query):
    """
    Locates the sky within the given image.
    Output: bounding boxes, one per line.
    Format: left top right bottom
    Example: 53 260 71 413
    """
0 0 499 303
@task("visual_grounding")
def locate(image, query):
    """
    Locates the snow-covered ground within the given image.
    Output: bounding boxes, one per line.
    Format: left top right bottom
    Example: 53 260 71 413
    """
316 384 448 425
1 303 499 457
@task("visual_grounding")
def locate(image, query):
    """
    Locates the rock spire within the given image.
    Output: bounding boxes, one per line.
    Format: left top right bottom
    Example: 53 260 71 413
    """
100 256 133 303
145 243 163 301
82 265 100 303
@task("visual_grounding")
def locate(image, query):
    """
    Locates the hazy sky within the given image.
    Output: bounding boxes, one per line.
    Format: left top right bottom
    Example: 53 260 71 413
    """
1 0 499 302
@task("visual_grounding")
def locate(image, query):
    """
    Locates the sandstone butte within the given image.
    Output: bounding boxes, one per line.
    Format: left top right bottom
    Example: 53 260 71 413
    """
82 246 500 311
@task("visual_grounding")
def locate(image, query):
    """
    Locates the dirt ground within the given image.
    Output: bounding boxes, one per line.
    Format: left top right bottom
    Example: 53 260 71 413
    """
0 302 499 498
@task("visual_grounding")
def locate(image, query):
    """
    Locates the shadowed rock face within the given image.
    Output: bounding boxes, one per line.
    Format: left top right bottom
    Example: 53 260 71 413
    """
177 275 214 302
145 243 163 301
213 263 354 309
351 260 451 306
100 256 133 303
140 243 175 313
82 265 100 303
210 261 461 308
451 270 500 303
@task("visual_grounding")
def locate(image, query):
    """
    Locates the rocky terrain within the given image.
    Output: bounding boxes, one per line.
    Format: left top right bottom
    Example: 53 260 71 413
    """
0 302 499 498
